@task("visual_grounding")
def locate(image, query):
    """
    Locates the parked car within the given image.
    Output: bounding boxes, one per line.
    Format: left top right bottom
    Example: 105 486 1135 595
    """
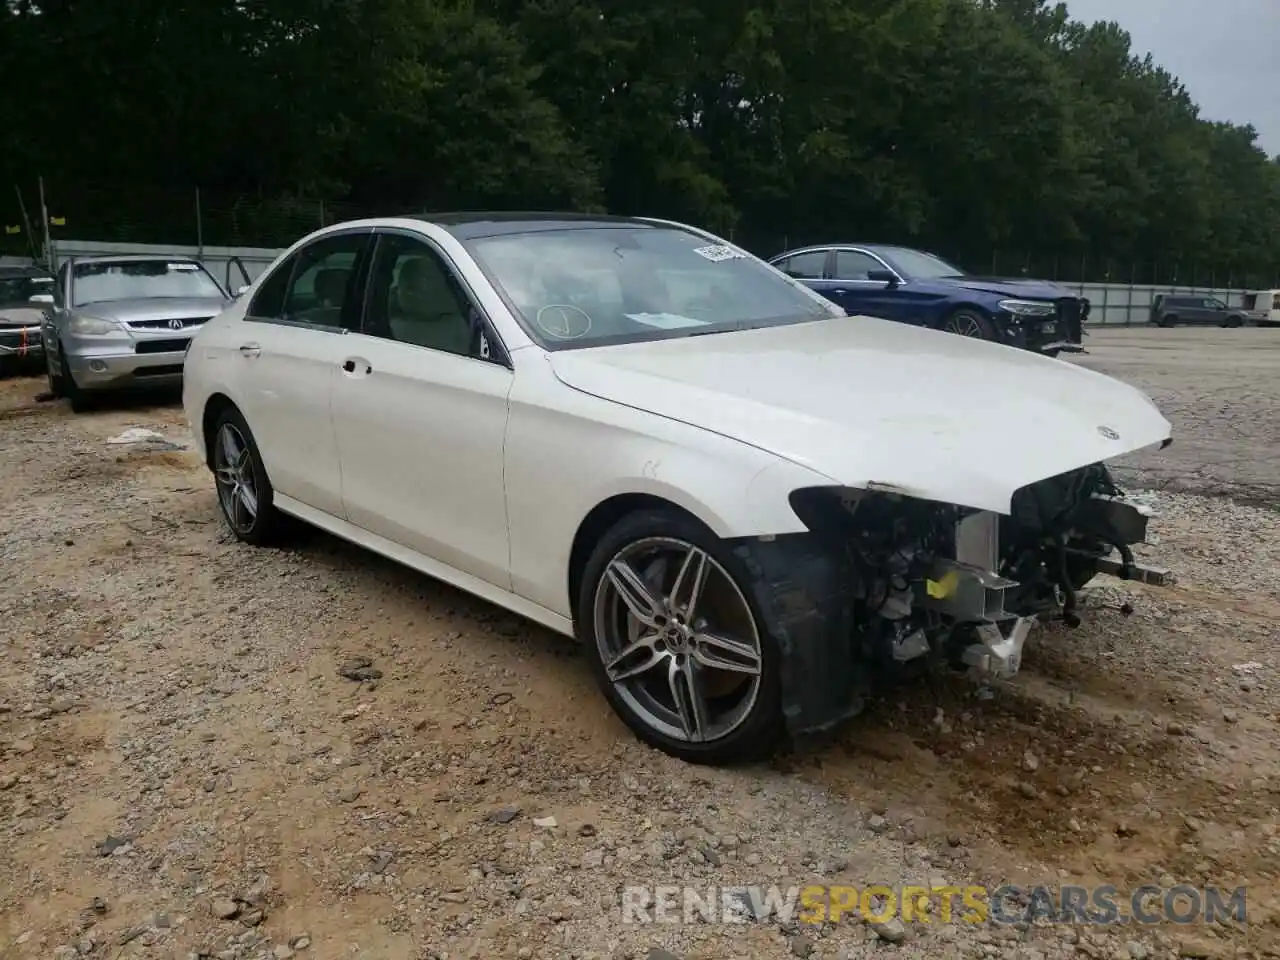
1241 290 1280 327
0 264 54 375
183 213 1172 764
39 255 234 411
768 244 1088 357
1148 294 1246 328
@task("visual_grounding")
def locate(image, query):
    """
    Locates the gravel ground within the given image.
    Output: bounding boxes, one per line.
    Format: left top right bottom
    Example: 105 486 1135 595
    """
1073 326 1280 506
0 352 1276 960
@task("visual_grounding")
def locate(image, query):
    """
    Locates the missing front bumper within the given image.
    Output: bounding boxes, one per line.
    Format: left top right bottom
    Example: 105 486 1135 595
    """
959 617 1035 680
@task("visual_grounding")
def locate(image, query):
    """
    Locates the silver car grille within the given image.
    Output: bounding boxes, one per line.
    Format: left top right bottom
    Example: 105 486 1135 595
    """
126 316 214 330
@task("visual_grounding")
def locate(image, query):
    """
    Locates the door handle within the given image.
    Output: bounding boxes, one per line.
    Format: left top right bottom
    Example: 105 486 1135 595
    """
341 358 372 375
829 288 849 295
238 343 261 357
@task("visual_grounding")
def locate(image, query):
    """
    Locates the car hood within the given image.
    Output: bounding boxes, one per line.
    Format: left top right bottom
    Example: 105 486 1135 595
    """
936 276 1073 300
75 297 229 323
0 305 45 327
548 316 1171 515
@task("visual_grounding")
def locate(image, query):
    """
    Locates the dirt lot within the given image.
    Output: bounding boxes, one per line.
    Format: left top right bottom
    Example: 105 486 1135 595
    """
2 328 1278 960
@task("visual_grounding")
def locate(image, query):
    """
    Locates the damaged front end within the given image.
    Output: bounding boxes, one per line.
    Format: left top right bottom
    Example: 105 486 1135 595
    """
766 464 1171 737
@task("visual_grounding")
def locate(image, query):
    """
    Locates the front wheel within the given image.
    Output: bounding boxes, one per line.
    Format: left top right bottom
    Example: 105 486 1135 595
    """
210 406 284 545
58 343 97 413
944 308 996 340
577 509 783 765
44 342 66 397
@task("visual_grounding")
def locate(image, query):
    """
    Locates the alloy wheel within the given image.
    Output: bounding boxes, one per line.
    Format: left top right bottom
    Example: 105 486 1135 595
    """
946 313 985 337
592 537 763 744
213 422 259 535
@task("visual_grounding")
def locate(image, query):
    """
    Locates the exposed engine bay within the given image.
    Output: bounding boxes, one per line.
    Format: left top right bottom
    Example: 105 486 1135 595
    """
789 463 1171 687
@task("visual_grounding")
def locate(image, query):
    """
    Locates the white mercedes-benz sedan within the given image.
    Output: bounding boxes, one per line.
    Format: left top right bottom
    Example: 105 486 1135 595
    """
183 213 1174 764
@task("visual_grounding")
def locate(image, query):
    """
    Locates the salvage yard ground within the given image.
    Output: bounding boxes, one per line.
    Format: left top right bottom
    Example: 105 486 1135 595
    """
1 327 1278 960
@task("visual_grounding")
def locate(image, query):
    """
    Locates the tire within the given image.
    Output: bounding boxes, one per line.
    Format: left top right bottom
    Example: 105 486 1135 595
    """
1064 557 1098 592
45 345 65 397
943 308 996 340
576 508 784 765
1161 315 1178 328
209 405 284 546
58 342 97 413
1225 315 1243 328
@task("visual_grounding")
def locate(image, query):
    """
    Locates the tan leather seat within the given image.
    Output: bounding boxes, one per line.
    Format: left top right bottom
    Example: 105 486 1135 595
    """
390 257 471 355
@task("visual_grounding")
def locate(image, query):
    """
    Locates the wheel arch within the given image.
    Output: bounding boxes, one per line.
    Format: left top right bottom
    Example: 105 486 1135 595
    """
201 392 240 469
566 491 724 631
940 300 995 324
561 454 825 624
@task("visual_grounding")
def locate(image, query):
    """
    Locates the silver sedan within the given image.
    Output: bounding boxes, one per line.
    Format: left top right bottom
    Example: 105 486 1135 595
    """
39 255 232 411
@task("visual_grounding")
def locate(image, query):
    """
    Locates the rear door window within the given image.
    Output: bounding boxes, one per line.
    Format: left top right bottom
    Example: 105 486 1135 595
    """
774 250 827 279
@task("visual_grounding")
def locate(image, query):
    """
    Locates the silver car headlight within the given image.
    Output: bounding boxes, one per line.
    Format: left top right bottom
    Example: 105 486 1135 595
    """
998 299 1056 318
68 315 127 337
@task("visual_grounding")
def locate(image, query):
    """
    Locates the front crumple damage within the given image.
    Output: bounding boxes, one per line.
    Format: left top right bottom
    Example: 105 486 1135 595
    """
758 462 1172 739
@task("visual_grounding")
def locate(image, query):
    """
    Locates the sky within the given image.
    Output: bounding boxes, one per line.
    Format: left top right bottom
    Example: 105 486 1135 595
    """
1065 0 1280 158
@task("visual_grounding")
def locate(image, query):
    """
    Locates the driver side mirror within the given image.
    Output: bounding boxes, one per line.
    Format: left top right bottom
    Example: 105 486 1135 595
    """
28 293 54 305
867 269 899 287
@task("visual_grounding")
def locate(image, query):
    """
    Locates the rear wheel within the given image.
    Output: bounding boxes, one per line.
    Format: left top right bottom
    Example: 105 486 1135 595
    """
944 308 996 340
577 509 783 765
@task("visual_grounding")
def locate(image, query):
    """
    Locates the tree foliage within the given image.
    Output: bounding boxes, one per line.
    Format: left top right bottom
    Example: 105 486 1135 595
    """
3 0 1278 280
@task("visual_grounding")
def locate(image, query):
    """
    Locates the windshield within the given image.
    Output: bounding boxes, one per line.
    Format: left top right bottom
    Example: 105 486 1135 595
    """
464 226 840 349
0 274 53 304
878 247 966 280
72 260 224 306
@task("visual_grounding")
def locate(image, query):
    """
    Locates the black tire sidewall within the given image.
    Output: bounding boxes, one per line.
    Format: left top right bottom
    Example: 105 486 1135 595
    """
212 405 280 545
575 507 784 764
45 348 63 395
58 340 94 411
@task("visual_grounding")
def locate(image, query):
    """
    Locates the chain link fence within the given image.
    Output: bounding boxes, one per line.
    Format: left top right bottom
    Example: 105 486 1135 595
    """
6 180 1279 298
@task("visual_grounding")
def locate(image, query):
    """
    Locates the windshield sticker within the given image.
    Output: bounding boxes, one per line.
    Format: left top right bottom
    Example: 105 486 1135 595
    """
169 262 200 271
625 312 711 330
691 244 745 263
535 304 592 340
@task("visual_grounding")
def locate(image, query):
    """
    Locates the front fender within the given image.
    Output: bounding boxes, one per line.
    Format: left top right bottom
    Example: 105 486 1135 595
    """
504 366 832 617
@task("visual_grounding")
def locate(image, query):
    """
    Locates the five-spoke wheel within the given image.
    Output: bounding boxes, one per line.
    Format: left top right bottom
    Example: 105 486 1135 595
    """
214 422 260 536
579 510 781 763
209 406 281 544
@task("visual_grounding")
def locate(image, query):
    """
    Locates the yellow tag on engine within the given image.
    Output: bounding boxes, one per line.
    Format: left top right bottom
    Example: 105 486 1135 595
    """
925 571 960 599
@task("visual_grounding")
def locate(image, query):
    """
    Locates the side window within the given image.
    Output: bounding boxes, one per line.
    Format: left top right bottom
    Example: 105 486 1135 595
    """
775 250 826 279
247 254 297 320
56 263 69 306
282 234 368 328
833 250 884 281
1205 298 1225 310
362 233 479 359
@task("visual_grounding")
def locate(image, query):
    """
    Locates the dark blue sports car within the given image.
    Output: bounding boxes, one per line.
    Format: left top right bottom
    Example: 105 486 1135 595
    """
768 244 1088 357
